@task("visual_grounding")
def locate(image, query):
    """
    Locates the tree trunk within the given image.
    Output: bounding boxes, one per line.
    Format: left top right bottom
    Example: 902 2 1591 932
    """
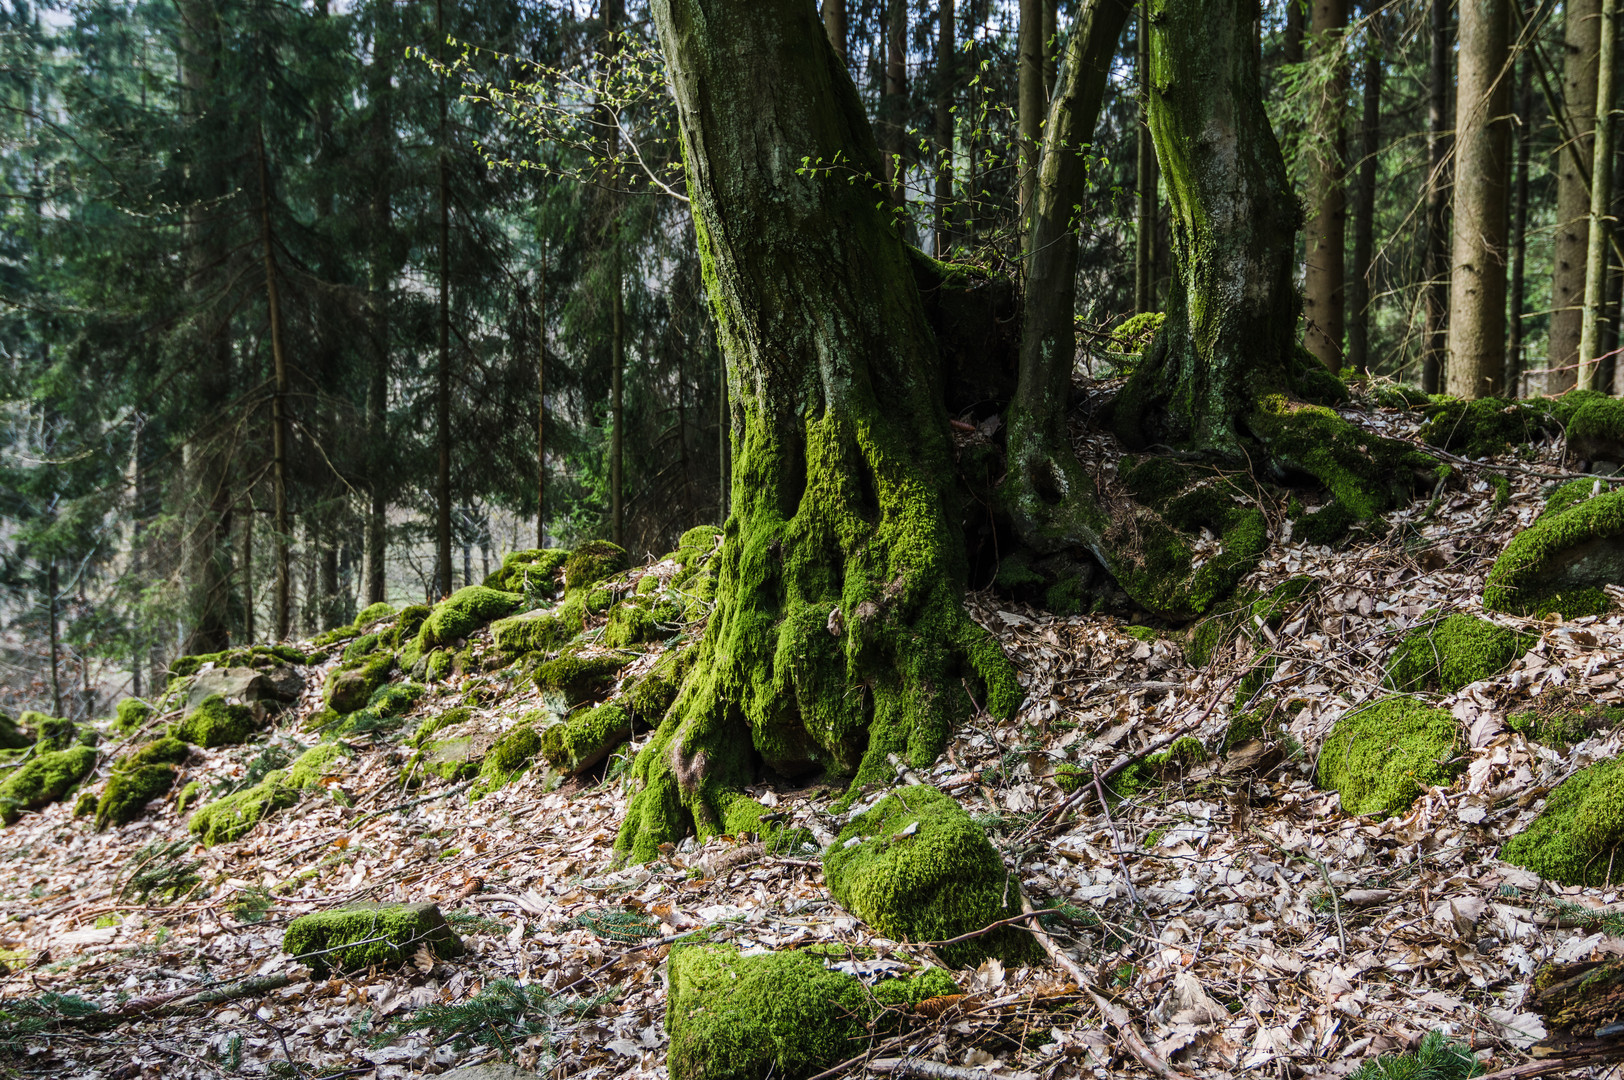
822 0 846 64
1346 10 1380 377
1446 0 1512 399
1019 0 1044 226
1284 0 1305 64
1303 0 1348 371
363 2 392 608
884 0 907 206
1422 0 1451 393
434 0 452 598
537 241 547 549
1508 25 1536 395
1043 0 1059 100
47 559 61 716
256 125 292 641
1577 0 1618 389
607 0 625 547
934 0 955 257
1136 0 1158 315
1548 0 1601 392
621 0 1021 862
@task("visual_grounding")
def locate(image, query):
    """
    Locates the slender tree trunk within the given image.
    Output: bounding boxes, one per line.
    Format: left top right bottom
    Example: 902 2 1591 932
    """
1135 0 1158 314
256 126 292 641
1347 11 1380 376
1043 0 1059 99
241 500 254 641
435 0 452 598
1422 0 1451 393
1019 0 1044 227
934 0 956 256
537 240 547 549
1446 0 1513 399
1284 0 1305 64
47 559 61 716
1303 0 1348 370
607 0 625 546
1549 0 1601 392
884 0 907 205
1508 27 1536 395
363 3 392 607
1578 0 1618 388
823 0 846 64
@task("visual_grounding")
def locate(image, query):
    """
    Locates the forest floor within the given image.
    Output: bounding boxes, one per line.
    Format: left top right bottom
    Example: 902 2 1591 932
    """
3 391 1623 1080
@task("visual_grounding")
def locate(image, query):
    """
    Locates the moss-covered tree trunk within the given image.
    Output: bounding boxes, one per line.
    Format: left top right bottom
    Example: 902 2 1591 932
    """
619 0 1020 862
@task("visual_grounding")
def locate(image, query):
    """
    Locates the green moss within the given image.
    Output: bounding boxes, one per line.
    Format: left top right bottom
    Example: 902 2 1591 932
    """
1124 625 1160 643
1144 735 1209 771
538 703 631 774
187 744 341 845
823 786 1038 967
411 706 470 749
1419 396 1551 458
174 780 201 814
483 548 570 593
1222 710 1269 752
342 632 382 664
1544 478 1615 520
391 604 432 647
112 698 154 736
490 595 587 655
1500 756 1624 887
605 601 667 647
532 651 632 704
324 651 397 714
122 736 190 771
1367 383 1431 410
469 724 542 799
564 540 630 592
665 943 959 1080
1108 311 1166 356
1386 615 1534 694
354 601 395 627
170 645 308 679
0 712 28 750
172 694 259 748
1317 696 1463 817
283 902 464 976
417 586 523 649
0 745 97 825
1565 396 1624 462
28 713 83 752
95 765 177 829
425 648 454 683
1484 488 1624 617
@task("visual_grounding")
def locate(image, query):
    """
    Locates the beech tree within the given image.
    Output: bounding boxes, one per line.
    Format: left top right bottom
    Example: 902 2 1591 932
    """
619 0 1438 859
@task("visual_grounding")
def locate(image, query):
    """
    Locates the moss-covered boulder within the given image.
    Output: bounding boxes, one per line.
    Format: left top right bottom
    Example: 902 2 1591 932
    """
172 694 260 748
1419 396 1552 458
112 698 154 735
354 600 396 627
1543 479 1611 520
1501 755 1624 886
169 645 308 681
185 666 282 713
27 713 91 752
564 540 629 592
604 601 666 647
532 650 632 704
490 604 584 655
1507 692 1624 748
666 943 959 1080
324 650 396 714
414 731 500 781
0 745 98 824
1483 487 1624 618
483 548 570 593
417 586 523 649
822 786 1037 967
283 902 464 976
1385 614 1534 693
470 723 542 799
539 703 631 774
188 743 345 845
1317 696 1463 817
1565 395 1624 465
0 712 31 750
95 765 177 829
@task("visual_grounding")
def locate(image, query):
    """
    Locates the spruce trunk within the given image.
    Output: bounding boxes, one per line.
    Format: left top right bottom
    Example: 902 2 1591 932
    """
1548 0 1601 392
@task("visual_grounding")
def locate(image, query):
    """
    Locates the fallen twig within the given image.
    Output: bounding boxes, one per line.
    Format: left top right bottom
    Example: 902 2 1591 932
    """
1088 989 1194 1080
869 1057 990 1079
346 779 474 829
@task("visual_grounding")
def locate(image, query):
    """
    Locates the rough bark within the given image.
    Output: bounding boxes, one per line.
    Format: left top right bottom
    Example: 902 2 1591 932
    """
364 3 392 608
1548 0 1601 392
434 0 452 598
1508 28 1536 395
1446 0 1512 399
537 245 547 548
934 0 955 257
620 0 1021 862
884 0 907 205
1019 0 1044 226
1284 0 1305 65
256 125 291 642
1346 11 1380 376
1303 0 1348 371
1135 0 1157 315
1577 0 1618 389
822 0 846 64
1422 0 1450 393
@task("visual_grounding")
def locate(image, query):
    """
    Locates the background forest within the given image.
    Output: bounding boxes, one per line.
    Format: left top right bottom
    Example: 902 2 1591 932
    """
0 0 1619 721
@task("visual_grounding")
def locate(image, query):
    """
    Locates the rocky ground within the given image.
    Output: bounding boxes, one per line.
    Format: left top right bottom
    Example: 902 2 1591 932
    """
2 387 1624 1080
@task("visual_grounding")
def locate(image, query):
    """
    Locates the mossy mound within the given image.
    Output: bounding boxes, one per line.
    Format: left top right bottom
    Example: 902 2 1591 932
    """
1419 396 1553 458
1507 691 1624 748
172 694 259 748
188 743 345 845
95 765 177 829
283 902 464 976
539 703 631 774
482 548 570 593
666 943 959 1080
169 645 307 681
532 651 631 704
1483 487 1624 618
122 735 191 770
27 713 93 752
324 651 396 715
823 786 1038 967
342 632 382 664
0 745 97 825
1500 755 1624 886
354 601 395 626
416 586 523 650
470 724 542 799
1385 614 1534 693
604 601 668 647
1108 311 1166 356
563 540 630 592
0 712 31 750
1543 478 1613 519
321 681 426 739
112 698 154 735
1565 395 1624 464
387 604 432 648
1317 696 1463 817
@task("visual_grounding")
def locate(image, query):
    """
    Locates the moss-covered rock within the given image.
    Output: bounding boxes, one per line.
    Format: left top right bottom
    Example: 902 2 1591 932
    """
324 651 396 714
417 586 523 649
1543 479 1613 520
1565 395 1624 464
470 723 542 799
0 745 98 824
490 602 584 655
172 694 259 748
539 703 630 774
1385 615 1534 693
169 645 308 680
1483 487 1624 618
112 698 154 735
1419 396 1553 458
354 601 395 627
174 780 202 814
425 648 454 683
1500 756 1624 886
414 731 498 781
823 786 1037 967
342 632 382 664
564 540 630 592
122 736 191 771
188 743 344 845
389 604 432 648
95 765 177 829
1507 691 1624 748
666 943 959 1080
482 548 569 593
27 713 87 752
283 902 464 976
1317 696 1463 817
532 650 631 705
0 712 30 750
604 601 667 647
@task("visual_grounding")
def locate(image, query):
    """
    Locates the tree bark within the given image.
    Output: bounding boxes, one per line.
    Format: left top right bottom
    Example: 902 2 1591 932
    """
606 0 625 547
47 559 61 716
1577 0 1618 389
1548 0 1601 392
884 0 908 206
1043 0 1059 100
1508 24 1536 395
364 1 393 608
256 125 291 641
1422 0 1451 393
621 0 1021 862
934 0 955 257
1446 0 1513 399
1303 0 1348 371
1135 0 1157 315
1019 0 1044 227
822 0 846 64
537 240 547 549
434 0 452 598
1284 0 1305 65
1346 10 1380 376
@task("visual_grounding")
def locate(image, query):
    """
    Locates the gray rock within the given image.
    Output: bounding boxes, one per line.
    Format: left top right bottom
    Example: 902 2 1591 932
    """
186 667 272 712
260 665 306 702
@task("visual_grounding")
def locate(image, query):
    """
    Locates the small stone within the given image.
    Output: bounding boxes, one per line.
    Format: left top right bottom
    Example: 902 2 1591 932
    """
283 902 463 976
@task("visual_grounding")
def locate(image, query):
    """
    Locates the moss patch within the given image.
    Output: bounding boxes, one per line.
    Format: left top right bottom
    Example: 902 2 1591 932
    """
564 540 630 592
112 698 154 736
170 645 307 679
666 943 959 1080
324 651 397 714
283 902 463 976
539 703 631 774
171 694 258 748
483 548 569 594
470 724 542 799
0 745 97 825
417 586 523 650
823 786 1037 967
95 765 177 829
1565 395 1624 463
532 651 632 705
187 743 343 845
605 601 668 647
1385 615 1534 693
1500 756 1624 886
1419 396 1553 458
1483 488 1624 618
1317 696 1463 817
1507 691 1624 748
